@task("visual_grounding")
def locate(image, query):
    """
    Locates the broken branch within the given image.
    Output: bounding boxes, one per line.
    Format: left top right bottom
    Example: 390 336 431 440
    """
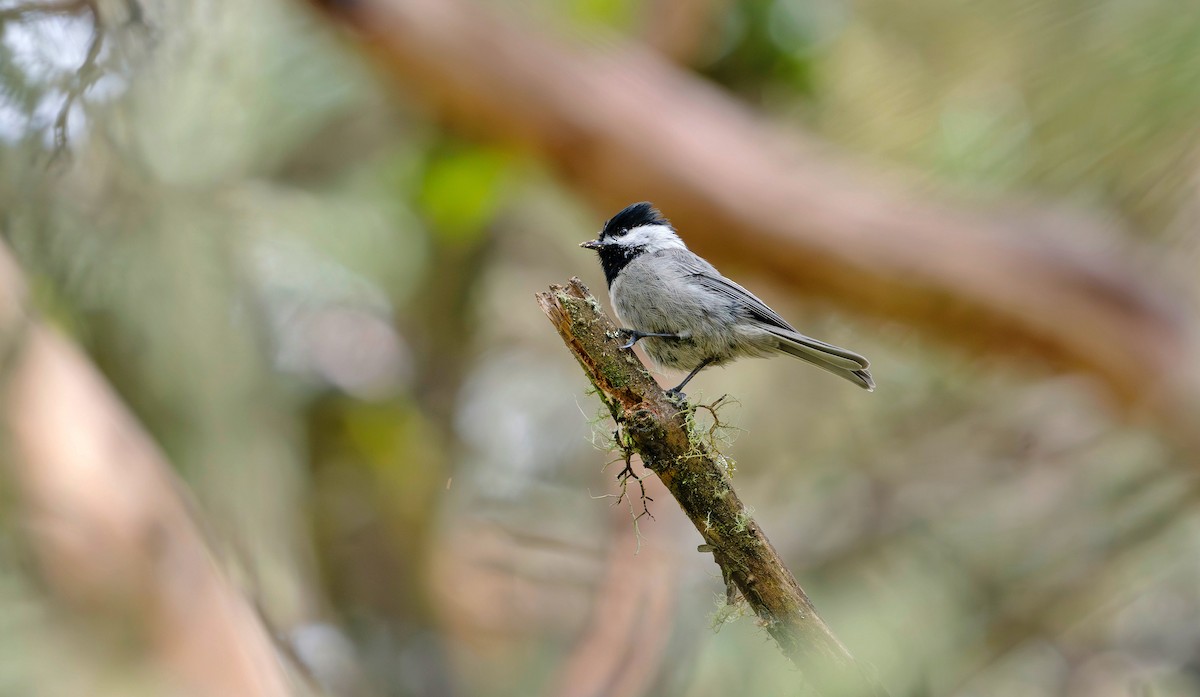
537 277 889 697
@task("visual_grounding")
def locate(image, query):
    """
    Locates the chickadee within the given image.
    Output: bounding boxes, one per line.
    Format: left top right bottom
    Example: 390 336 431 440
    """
581 202 874 396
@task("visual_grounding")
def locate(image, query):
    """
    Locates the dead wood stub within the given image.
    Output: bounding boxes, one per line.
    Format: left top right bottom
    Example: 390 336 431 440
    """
537 277 889 697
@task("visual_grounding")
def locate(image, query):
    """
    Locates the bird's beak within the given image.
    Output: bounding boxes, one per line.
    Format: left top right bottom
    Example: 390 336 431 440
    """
579 239 603 250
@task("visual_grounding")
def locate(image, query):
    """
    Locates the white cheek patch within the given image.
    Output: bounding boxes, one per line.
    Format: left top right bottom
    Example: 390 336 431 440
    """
619 224 686 252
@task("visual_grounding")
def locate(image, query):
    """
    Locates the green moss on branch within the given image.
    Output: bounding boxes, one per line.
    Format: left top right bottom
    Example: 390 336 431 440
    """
536 277 890 697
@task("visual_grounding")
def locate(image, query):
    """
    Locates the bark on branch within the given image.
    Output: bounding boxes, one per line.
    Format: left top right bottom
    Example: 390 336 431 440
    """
537 278 889 697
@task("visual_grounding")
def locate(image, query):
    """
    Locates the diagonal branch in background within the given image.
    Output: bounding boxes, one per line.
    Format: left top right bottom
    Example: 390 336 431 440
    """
0 0 90 21
0 242 304 697
537 278 890 697
543 493 678 697
305 0 1198 430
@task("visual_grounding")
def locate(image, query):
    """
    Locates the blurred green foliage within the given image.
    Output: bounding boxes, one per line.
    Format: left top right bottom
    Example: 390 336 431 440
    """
419 144 513 244
566 0 636 30
815 0 1200 233
1 1 1199 696
702 0 837 97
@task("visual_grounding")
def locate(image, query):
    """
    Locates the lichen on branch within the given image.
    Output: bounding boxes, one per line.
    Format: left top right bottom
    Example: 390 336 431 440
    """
536 277 889 697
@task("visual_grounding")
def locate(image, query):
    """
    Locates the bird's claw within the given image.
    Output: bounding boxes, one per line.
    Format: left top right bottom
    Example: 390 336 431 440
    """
617 328 684 351
664 388 688 403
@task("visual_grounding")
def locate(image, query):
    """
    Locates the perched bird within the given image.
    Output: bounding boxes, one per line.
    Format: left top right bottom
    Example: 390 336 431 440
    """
580 202 874 397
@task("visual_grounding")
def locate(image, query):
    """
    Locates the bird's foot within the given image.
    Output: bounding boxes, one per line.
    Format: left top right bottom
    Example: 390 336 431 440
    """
617 328 683 350
664 387 689 404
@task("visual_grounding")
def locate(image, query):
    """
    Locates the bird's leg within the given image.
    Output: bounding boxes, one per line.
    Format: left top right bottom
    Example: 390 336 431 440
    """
617 328 684 350
666 357 714 399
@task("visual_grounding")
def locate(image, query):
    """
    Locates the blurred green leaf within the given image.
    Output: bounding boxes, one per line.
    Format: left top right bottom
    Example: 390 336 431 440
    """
701 0 831 98
418 145 511 244
565 0 634 30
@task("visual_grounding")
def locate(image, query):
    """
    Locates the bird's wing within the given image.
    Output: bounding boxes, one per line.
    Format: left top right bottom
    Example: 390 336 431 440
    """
669 253 795 330
671 252 870 371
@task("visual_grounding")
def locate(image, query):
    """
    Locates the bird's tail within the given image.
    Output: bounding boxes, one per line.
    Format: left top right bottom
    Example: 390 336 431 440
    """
770 330 875 391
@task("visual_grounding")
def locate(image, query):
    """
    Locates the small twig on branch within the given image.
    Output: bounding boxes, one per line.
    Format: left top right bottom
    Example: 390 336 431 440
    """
537 278 889 697
52 0 105 154
0 0 107 157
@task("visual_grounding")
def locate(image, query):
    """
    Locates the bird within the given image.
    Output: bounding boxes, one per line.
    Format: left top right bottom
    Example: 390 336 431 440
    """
580 202 874 397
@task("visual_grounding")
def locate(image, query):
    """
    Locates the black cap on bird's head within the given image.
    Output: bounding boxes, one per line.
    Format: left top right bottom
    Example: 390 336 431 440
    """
601 202 670 239
579 202 671 250
580 202 681 286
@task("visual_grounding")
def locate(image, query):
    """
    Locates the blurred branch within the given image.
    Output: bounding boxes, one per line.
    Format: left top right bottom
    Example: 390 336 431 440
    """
0 0 90 22
544 481 678 697
639 0 728 65
945 470 1200 693
303 0 1200 436
536 278 888 697
52 0 103 154
0 242 304 697
0 0 108 157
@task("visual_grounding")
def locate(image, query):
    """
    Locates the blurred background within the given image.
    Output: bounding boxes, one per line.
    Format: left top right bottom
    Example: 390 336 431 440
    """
1 0 1200 695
